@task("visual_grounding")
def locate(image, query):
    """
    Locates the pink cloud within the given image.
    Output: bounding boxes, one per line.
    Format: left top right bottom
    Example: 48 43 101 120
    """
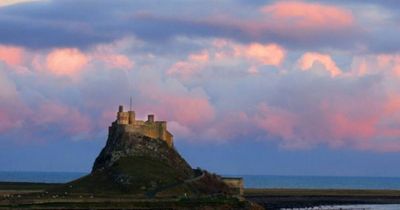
242 43 285 66
98 54 134 69
0 72 95 138
384 94 400 115
166 96 215 126
168 41 285 78
377 54 400 76
351 54 400 77
0 0 43 7
0 110 21 132
0 102 24 132
261 1 354 31
255 103 297 144
90 38 136 70
32 101 92 134
0 71 26 132
213 40 285 66
0 104 27 133
188 1 356 45
46 48 89 77
208 111 255 141
167 50 210 78
320 95 400 151
167 61 202 78
226 53 400 151
168 121 193 138
333 114 376 144
298 52 342 77
150 95 215 127
188 50 209 62
250 89 400 151
137 84 215 128
0 45 24 66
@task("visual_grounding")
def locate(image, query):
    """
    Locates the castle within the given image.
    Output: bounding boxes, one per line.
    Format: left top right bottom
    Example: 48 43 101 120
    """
110 105 174 147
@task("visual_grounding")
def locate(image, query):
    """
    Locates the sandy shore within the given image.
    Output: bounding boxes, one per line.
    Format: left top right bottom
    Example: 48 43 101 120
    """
245 188 400 209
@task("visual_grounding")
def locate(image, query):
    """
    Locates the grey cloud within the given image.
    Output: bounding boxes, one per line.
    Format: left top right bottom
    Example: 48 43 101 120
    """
0 0 399 55
0 0 361 51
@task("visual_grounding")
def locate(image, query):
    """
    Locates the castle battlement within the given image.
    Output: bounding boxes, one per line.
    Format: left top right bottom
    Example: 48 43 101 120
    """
111 105 174 147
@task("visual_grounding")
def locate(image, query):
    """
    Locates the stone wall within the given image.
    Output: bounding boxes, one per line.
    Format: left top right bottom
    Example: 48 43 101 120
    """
117 112 129 124
115 106 173 147
124 122 173 147
222 177 244 196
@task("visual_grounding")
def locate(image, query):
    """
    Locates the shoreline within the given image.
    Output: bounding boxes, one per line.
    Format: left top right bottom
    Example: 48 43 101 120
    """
245 188 400 209
2 182 400 209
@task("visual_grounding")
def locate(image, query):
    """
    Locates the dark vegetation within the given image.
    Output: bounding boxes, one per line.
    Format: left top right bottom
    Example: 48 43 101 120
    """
55 156 192 195
3 185 400 209
50 131 232 197
0 182 60 191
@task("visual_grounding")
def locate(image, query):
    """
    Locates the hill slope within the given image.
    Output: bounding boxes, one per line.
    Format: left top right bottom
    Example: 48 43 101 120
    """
56 125 230 197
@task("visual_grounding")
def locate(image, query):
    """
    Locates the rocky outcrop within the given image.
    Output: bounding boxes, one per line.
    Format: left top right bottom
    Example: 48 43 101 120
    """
43 116 266 209
59 124 232 196
93 125 193 178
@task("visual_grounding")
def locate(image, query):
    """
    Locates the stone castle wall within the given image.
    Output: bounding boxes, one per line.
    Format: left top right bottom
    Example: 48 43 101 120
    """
124 122 173 147
114 106 173 147
221 177 244 196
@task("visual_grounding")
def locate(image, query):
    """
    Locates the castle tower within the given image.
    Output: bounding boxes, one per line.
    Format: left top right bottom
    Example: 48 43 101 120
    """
147 114 154 123
116 105 129 124
128 111 135 124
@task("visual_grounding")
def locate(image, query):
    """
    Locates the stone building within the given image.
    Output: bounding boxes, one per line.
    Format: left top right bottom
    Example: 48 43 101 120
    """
221 177 244 196
111 105 174 147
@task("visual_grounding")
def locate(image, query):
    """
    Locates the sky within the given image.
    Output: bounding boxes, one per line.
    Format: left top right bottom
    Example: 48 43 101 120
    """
1 0 400 176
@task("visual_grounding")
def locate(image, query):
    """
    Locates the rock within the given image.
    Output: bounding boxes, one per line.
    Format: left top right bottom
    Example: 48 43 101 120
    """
92 126 194 178
54 124 231 197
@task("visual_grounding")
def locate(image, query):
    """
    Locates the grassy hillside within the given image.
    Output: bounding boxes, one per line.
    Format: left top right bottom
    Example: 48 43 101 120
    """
58 156 191 195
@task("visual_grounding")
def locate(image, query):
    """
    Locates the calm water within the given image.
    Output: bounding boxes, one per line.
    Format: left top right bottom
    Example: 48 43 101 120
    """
240 175 400 189
1 172 400 190
288 204 400 210
0 171 87 183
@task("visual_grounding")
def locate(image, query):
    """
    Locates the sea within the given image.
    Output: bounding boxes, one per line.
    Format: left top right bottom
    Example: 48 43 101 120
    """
286 204 400 210
0 171 87 183
1 172 400 189
1 172 400 209
241 175 400 190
